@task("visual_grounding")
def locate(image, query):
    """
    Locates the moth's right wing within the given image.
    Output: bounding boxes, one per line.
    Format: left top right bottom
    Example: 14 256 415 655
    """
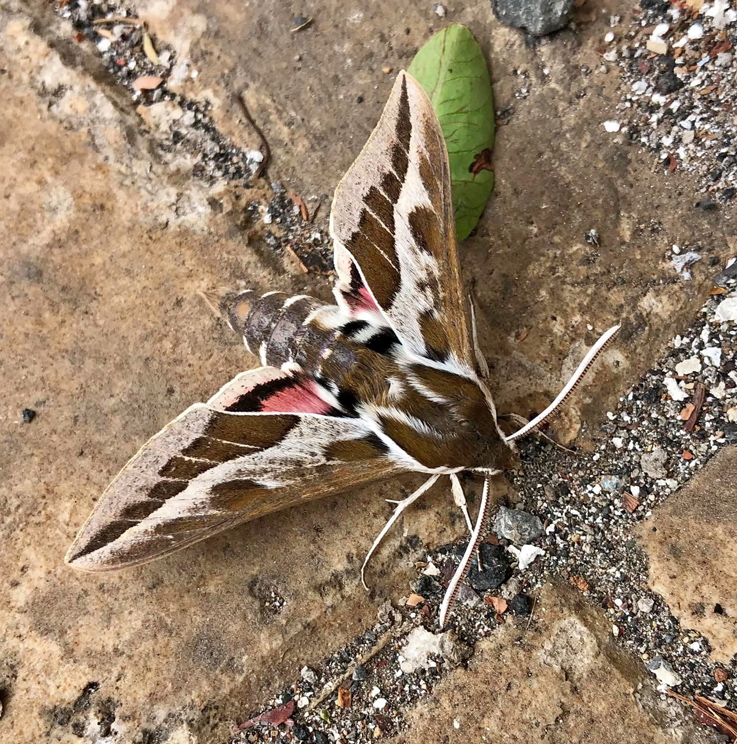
66 401 406 571
330 71 475 368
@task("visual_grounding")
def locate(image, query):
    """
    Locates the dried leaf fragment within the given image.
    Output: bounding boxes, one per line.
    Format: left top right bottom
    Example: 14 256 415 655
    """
682 450 694 461
623 492 640 513
569 575 590 592
487 596 508 614
337 687 352 708
714 667 728 683
469 148 494 176
680 403 695 420
711 286 728 295
143 32 160 65
406 593 425 607
240 699 295 729
133 75 163 91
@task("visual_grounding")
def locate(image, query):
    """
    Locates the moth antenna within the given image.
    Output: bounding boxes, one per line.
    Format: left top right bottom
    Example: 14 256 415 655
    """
439 477 491 628
505 324 620 443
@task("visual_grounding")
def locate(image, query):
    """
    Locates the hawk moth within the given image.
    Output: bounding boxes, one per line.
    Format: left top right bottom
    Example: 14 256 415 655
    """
66 72 618 626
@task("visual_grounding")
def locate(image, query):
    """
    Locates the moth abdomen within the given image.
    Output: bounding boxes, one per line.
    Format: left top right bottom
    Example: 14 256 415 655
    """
219 290 326 366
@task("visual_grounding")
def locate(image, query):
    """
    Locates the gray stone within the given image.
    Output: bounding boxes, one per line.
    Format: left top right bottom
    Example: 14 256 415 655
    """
641 447 669 480
491 0 574 36
493 506 544 545
646 656 682 687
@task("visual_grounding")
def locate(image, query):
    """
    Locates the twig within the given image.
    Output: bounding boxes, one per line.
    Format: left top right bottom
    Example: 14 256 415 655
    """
289 192 310 221
502 413 579 455
309 200 322 223
667 690 737 740
523 594 538 636
307 623 405 710
284 245 309 274
236 94 271 180
92 16 142 25
685 382 706 433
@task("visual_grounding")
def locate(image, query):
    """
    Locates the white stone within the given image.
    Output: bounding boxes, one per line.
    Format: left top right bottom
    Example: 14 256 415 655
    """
710 381 726 399
399 627 451 674
508 544 545 570
603 120 621 132
647 657 682 688
665 377 688 401
632 80 648 94
637 596 654 613
422 562 441 577
605 31 615 42
687 23 704 39
715 297 737 321
373 698 387 710
653 22 670 37
701 347 722 367
675 356 702 375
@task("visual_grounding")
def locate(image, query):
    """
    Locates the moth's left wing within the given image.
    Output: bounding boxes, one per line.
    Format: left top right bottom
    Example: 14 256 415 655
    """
66 400 404 571
330 71 474 367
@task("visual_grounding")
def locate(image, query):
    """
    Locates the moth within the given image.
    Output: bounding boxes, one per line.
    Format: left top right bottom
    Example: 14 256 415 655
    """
66 72 619 626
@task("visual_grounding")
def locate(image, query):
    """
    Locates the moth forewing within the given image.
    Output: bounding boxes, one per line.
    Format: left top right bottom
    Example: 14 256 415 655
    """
330 71 475 368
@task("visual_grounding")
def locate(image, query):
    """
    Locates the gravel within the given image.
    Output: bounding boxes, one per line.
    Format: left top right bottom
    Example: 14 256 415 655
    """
605 0 737 203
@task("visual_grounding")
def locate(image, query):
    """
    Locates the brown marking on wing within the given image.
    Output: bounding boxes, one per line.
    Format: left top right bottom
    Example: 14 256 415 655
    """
418 152 443 215
325 434 388 462
391 143 408 181
209 478 272 512
418 313 452 362
380 171 402 203
204 412 298 448
345 210 401 307
365 185 395 232
182 436 257 462
395 75 412 150
159 456 217 480
69 495 170 560
408 205 443 258
148 480 189 501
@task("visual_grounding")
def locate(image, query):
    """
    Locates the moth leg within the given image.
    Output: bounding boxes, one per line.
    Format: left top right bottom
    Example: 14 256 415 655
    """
450 474 483 572
468 288 490 380
361 475 440 590
501 413 577 455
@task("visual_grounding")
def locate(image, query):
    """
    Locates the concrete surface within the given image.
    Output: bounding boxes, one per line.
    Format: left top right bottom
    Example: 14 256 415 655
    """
638 446 737 665
1 0 735 741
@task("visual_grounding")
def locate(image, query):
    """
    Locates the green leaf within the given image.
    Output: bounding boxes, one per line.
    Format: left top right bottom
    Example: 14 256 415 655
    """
408 25 495 241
